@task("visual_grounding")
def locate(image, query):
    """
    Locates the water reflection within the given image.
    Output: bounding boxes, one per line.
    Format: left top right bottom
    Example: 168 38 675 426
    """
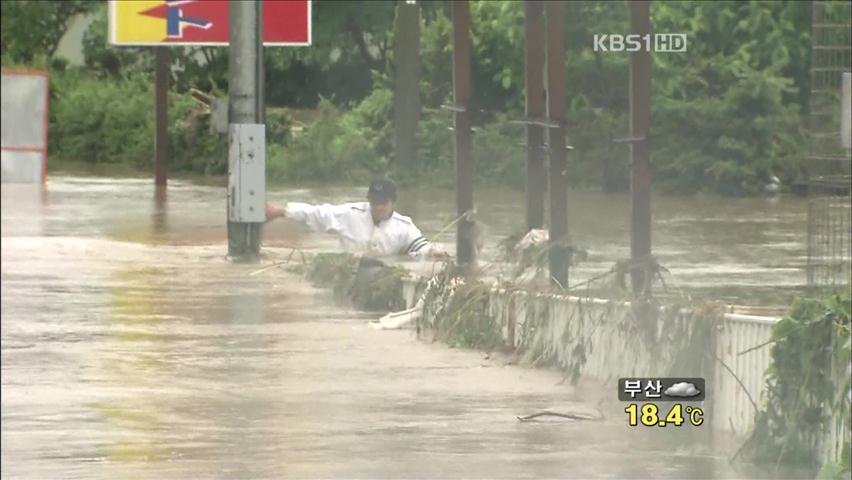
0 183 47 237
153 186 168 239
99 266 172 465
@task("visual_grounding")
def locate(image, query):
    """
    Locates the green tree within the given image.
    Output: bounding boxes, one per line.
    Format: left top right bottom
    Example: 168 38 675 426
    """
651 0 808 194
1 0 96 65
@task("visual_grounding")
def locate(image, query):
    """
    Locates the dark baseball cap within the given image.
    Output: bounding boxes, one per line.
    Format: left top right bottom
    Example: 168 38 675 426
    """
367 177 397 201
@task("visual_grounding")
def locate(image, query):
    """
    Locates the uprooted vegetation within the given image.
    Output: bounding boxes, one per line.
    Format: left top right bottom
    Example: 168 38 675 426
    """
300 246 715 384
738 294 851 477
305 253 409 312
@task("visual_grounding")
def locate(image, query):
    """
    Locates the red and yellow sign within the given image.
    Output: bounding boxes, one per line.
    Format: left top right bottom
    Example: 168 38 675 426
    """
109 0 311 46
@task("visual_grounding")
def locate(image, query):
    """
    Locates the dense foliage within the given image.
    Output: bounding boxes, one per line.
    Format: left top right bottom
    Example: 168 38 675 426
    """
1 0 820 194
743 293 851 477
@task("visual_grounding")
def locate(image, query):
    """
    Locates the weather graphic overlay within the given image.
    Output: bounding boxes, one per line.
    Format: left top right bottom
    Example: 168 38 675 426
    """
619 378 706 428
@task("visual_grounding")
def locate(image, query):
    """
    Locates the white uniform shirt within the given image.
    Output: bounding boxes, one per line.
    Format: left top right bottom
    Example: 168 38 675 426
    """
285 202 433 257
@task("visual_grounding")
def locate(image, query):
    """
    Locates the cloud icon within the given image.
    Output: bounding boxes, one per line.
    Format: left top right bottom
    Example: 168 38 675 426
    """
664 382 701 398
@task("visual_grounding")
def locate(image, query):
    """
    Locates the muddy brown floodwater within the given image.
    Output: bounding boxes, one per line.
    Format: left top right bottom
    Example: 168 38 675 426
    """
2 177 814 479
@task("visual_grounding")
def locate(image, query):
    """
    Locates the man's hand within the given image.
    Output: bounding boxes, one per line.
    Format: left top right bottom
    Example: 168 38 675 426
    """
265 203 286 222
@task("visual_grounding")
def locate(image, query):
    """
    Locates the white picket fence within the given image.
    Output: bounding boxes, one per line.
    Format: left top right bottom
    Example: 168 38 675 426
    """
713 312 777 436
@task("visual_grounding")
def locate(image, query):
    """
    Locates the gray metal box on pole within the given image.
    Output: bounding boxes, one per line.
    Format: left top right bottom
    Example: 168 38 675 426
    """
228 123 266 223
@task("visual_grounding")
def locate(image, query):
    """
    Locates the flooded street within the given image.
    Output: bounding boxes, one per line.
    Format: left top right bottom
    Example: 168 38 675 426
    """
1 177 812 479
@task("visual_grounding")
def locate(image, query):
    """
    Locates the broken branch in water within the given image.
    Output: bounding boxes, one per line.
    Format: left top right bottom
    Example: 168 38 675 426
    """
517 410 605 422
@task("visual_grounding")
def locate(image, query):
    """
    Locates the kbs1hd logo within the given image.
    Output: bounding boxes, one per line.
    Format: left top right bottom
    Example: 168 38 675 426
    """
593 33 688 53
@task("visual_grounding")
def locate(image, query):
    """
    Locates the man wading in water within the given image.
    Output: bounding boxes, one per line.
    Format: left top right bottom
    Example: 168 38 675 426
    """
265 177 448 260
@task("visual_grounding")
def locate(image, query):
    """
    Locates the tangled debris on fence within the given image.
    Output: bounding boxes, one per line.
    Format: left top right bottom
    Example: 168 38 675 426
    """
301 245 723 391
737 293 851 476
418 264 503 349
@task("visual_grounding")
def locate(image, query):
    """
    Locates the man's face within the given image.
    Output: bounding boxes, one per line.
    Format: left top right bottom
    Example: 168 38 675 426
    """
369 198 394 223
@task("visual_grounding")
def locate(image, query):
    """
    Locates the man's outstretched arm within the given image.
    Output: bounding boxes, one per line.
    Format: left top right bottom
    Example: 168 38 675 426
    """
265 202 347 234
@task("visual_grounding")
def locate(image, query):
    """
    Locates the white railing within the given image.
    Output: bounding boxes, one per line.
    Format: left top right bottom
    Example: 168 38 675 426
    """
713 313 777 435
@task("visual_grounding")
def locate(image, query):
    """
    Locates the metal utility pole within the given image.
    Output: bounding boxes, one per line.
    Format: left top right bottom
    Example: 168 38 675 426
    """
394 0 421 172
629 0 652 294
452 0 476 267
154 47 169 188
227 0 266 260
545 0 568 288
524 0 546 231
255 0 265 125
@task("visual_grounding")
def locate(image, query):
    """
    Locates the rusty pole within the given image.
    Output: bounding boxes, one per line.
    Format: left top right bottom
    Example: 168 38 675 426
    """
154 47 169 188
394 0 421 172
629 0 652 294
524 0 546 231
452 0 476 266
545 1 568 288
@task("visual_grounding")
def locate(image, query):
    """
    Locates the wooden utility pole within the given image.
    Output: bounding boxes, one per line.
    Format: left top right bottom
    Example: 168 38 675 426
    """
452 0 476 267
524 0 546 231
394 0 421 172
545 1 568 288
154 47 169 188
629 0 652 294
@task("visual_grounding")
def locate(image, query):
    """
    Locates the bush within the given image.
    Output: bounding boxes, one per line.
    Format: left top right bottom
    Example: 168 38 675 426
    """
267 97 387 183
342 85 395 163
48 68 225 173
653 71 805 195
744 293 851 474
50 69 154 166
266 108 294 146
